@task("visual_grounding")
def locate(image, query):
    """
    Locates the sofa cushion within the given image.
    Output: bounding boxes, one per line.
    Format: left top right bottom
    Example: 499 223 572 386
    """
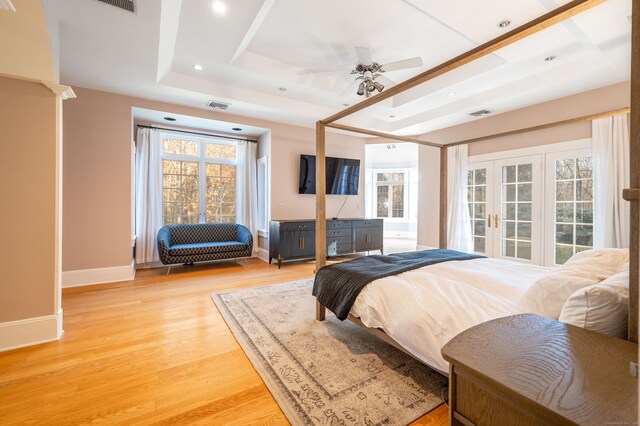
169 223 238 245
168 241 248 257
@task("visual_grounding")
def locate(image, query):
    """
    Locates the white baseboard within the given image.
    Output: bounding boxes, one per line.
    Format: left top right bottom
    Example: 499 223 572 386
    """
416 244 438 250
62 261 135 288
0 309 63 352
256 247 270 263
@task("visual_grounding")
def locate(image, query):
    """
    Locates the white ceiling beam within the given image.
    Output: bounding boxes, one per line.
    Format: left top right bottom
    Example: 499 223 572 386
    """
229 0 277 64
156 0 182 82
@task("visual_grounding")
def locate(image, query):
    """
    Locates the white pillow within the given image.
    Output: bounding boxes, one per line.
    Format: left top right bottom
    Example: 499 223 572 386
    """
559 271 629 339
516 248 629 319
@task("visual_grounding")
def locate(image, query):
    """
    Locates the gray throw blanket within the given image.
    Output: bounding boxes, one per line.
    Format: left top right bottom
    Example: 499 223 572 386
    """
312 249 485 320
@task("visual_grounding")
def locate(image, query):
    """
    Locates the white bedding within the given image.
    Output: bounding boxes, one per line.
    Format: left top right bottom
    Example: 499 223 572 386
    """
350 257 550 373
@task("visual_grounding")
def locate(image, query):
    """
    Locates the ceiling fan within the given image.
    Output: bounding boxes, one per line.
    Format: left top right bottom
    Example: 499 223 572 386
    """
350 47 423 98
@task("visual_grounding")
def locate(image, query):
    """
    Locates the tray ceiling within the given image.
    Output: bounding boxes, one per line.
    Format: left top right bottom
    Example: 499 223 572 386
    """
44 0 632 136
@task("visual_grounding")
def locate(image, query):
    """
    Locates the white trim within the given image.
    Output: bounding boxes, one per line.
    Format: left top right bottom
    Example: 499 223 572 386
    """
0 0 16 12
469 139 591 163
256 247 270 263
0 309 63 352
62 261 135 288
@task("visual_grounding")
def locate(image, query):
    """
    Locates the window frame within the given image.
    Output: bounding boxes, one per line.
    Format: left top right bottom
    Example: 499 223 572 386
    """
372 168 409 221
543 148 593 266
159 131 238 226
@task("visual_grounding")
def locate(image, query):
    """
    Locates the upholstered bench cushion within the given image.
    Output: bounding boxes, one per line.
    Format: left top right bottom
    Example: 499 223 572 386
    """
168 241 248 257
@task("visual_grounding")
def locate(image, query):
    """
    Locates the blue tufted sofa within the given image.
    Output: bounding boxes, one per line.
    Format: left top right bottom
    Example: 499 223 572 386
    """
157 223 253 267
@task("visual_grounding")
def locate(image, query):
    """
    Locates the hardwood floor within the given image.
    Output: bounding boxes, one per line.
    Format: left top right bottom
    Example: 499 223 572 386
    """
0 258 448 425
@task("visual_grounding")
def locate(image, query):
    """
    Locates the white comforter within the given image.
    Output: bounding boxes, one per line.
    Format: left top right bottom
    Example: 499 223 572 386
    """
350 257 550 373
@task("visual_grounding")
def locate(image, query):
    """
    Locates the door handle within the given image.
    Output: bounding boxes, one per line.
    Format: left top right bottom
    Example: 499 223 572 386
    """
487 214 492 228
494 214 499 229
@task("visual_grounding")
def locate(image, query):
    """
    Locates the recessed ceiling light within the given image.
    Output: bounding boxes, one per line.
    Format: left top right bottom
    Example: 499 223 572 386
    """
193 64 203 71
544 55 557 62
389 115 395 118
164 117 176 121
342 103 350 107
448 92 456 97
232 127 242 132
497 19 512 29
278 87 287 92
212 1 226 14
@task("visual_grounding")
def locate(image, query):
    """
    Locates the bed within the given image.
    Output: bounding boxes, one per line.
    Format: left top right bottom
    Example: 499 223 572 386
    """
314 248 630 374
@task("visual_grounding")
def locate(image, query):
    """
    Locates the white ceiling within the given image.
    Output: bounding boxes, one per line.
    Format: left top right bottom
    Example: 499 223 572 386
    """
44 0 632 136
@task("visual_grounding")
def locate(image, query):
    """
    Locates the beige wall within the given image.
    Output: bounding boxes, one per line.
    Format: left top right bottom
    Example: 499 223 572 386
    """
416 145 441 248
0 0 54 82
0 76 57 322
63 87 365 271
414 81 629 248
422 82 630 156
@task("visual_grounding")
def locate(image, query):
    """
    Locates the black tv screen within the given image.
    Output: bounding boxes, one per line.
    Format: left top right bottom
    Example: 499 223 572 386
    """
299 154 360 195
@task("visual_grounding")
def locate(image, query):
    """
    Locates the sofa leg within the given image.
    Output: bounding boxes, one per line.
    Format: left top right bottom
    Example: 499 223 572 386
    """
166 265 171 276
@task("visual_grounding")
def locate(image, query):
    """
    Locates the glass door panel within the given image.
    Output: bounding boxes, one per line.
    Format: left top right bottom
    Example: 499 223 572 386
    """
493 156 541 264
467 162 494 255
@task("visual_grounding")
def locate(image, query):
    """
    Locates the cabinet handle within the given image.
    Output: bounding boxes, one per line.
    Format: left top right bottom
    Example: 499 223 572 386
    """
301 238 304 250
494 214 499 229
366 233 370 243
487 214 492 228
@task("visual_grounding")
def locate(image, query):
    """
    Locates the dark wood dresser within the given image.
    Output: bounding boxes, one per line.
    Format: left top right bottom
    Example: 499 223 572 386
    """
268 218 383 268
441 314 638 426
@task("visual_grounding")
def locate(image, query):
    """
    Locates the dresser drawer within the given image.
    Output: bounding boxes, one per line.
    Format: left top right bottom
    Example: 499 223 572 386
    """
352 219 383 228
280 221 315 231
326 235 351 245
326 220 352 229
326 228 351 238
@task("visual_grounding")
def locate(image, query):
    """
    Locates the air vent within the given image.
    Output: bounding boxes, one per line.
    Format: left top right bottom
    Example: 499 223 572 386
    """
94 0 136 13
469 109 492 117
207 100 231 111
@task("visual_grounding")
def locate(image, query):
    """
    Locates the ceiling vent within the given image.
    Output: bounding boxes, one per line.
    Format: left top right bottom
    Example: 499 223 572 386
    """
207 100 230 111
94 0 136 13
469 109 492 117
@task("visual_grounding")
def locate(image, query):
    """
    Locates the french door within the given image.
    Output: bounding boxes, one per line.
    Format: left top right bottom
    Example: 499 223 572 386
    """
468 155 542 264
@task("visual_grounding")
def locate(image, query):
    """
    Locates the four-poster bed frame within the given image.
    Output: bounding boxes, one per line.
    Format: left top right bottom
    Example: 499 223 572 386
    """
314 0 639 343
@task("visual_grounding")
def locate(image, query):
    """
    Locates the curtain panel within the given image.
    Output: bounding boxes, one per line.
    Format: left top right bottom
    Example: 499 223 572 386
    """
592 114 630 248
134 127 163 264
236 140 258 253
447 145 473 252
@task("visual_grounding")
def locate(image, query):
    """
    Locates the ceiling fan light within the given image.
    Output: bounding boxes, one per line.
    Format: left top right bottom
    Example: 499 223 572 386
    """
357 82 365 96
372 81 384 92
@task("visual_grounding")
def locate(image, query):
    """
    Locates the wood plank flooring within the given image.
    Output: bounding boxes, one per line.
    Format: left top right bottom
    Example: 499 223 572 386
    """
0 258 448 425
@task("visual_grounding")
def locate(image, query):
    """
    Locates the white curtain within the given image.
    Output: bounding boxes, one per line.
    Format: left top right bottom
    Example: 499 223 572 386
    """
447 145 473 252
592 114 630 248
236 140 258 253
135 127 163 264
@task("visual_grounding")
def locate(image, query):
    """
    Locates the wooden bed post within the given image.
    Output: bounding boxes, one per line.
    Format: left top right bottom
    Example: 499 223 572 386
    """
315 121 327 321
625 0 639 343
439 146 448 249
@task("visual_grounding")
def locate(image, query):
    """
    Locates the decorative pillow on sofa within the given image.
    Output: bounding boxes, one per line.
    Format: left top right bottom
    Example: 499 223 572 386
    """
516 248 629 319
559 271 629 339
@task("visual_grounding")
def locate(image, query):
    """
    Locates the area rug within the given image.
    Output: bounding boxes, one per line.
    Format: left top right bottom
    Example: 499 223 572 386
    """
212 279 447 426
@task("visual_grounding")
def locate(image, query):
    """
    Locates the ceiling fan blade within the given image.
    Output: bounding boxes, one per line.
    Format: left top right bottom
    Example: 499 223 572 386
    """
380 56 423 72
375 74 396 88
355 46 373 65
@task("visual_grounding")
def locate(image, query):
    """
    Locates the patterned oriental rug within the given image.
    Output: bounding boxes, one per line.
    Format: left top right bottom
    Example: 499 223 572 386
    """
212 279 448 426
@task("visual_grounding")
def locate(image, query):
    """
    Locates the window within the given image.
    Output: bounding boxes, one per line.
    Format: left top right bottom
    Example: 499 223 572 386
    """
467 167 488 253
374 170 407 219
546 151 593 265
161 133 237 226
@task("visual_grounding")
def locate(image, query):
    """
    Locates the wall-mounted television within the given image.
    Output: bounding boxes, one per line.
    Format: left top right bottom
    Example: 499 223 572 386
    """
298 154 360 195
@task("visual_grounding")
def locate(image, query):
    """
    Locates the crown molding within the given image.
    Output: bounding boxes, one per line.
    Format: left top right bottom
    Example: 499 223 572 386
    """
0 0 16 12
41 81 76 100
